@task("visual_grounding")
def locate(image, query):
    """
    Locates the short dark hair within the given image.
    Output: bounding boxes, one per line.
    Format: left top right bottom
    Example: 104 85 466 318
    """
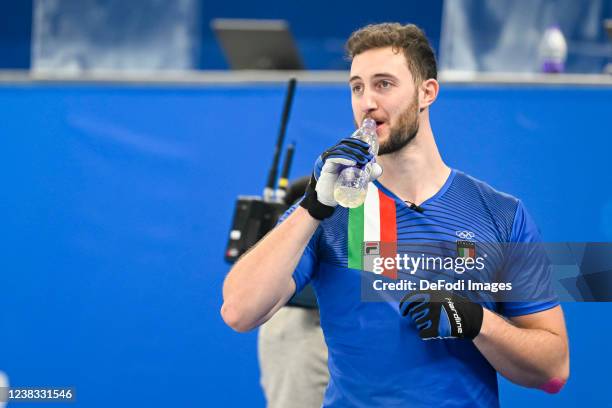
346 23 437 83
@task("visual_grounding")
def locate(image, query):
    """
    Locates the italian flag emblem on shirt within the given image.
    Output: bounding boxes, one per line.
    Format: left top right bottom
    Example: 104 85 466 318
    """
456 241 476 259
348 183 398 279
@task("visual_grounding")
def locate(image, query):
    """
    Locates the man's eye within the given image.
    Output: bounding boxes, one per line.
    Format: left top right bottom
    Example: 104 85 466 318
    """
352 85 363 94
379 80 392 89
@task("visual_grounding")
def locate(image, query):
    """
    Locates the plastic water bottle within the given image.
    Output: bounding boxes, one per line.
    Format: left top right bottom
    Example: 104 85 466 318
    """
333 118 379 208
539 25 567 73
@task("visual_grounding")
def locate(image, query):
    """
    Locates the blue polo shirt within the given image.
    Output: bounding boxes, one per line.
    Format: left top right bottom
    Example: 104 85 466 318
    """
281 169 558 407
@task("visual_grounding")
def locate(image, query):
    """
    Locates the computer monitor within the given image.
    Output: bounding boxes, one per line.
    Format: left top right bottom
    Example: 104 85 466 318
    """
211 18 304 70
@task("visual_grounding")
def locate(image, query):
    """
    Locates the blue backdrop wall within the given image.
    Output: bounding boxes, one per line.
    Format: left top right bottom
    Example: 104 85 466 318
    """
1 82 611 407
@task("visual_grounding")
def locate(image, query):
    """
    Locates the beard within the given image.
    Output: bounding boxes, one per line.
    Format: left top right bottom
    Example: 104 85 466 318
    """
378 94 420 156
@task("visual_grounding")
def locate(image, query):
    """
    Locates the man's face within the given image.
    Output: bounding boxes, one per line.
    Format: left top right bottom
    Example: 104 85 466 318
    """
349 47 420 155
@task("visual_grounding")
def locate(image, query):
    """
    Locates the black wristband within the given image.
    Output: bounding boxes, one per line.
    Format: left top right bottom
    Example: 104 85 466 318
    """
299 175 336 221
459 300 484 339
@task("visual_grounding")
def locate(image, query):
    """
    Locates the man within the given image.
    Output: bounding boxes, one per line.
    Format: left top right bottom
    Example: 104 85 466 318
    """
222 23 569 407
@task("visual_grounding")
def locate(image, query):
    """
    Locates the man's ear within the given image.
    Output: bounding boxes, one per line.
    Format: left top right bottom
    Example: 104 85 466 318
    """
418 79 439 112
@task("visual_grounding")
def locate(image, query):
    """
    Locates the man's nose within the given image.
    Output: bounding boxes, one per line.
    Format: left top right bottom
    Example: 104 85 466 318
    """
360 89 378 114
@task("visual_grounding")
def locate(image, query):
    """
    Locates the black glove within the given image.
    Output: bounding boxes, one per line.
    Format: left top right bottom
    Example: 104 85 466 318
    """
300 137 380 220
399 290 484 340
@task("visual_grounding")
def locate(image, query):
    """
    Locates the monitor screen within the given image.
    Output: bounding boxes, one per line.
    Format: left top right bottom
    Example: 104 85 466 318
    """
212 19 304 70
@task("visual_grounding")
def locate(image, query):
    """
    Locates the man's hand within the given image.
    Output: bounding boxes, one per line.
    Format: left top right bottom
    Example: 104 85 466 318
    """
299 137 382 220
399 290 484 340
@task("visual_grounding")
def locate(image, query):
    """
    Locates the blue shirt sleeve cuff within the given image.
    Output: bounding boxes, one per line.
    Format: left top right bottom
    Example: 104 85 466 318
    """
500 299 560 317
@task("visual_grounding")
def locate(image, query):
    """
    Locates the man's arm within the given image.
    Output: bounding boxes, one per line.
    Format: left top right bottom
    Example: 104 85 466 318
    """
221 206 319 332
400 293 569 392
221 136 379 333
473 201 569 391
473 305 569 392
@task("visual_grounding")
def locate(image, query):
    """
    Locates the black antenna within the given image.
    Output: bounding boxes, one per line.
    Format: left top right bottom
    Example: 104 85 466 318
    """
275 142 296 201
264 78 297 202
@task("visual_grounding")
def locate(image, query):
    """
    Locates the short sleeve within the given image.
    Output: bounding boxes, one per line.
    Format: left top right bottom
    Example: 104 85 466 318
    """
277 203 319 294
497 201 559 317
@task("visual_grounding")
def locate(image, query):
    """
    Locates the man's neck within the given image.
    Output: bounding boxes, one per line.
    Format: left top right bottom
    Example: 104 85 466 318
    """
376 121 450 206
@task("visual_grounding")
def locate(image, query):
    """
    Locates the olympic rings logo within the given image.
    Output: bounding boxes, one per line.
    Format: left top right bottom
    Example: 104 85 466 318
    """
456 230 475 240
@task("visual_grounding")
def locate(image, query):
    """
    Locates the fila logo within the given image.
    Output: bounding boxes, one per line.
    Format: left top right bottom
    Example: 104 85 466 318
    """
364 241 380 256
456 230 475 240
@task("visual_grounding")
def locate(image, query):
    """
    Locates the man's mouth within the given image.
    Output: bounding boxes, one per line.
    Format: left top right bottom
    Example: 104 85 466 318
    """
362 116 387 133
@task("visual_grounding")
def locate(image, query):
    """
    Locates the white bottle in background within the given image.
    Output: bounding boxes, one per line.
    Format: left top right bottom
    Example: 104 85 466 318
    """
539 25 568 73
